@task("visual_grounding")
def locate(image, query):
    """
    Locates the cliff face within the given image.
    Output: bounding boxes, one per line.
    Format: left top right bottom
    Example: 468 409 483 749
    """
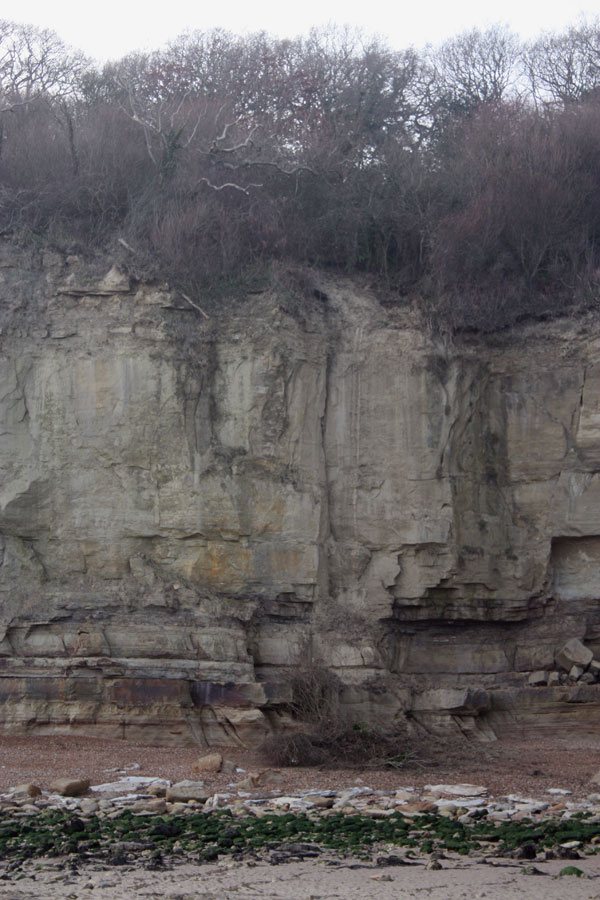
2 244 600 746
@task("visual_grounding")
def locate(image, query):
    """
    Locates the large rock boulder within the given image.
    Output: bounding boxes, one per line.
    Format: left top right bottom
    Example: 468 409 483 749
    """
556 639 594 672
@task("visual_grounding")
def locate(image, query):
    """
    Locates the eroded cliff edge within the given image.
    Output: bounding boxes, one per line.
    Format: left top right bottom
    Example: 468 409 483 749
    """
2 244 600 746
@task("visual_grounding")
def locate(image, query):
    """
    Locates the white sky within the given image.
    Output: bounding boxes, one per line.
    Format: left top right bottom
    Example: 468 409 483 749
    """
3 0 600 61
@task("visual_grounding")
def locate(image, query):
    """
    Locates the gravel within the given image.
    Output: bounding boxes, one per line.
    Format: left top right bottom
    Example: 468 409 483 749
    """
0 733 597 799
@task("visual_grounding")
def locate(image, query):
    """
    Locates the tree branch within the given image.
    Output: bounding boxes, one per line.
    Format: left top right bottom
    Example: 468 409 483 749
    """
198 176 262 194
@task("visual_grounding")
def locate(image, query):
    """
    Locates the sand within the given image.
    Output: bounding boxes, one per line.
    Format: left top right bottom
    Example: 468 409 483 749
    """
2 856 600 900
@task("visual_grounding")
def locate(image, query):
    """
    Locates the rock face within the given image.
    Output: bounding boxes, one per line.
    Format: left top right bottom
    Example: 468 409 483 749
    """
3 244 600 744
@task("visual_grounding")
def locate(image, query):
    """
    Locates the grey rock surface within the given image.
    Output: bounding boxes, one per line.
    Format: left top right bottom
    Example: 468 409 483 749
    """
2 243 600 742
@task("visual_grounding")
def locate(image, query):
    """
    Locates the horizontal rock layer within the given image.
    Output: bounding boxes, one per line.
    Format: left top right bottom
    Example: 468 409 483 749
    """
2 244 600 743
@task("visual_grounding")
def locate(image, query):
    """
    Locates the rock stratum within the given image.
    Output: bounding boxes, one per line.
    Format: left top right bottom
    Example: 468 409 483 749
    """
2 244 600 747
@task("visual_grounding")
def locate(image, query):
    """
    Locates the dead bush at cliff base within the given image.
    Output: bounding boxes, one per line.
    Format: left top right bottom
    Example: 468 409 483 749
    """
261 664 416 768
261 722 418 768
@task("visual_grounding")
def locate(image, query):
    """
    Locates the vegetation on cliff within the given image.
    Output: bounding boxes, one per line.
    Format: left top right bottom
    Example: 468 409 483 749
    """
2 19 600 329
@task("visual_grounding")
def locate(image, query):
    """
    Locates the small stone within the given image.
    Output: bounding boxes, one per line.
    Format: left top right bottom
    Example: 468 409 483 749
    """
192 753 223 774
235 769 284 791
521 865 546 876
165 781 209 803
131 798 167 814
306 795 334 808
49 778 91 797
569 664 584 681
361 807 395 818
513 843 537 860
397 801 438 816
547 671 560 686
557 846 581 860
549 802 567 813
426 860 442 870
528 670 548 686
78 799 99 815
255 769 284 788
205 793 234 810
425 784 488 797
166 801 189 813
11 784 41 798
437 804 457 818
146 783 167 798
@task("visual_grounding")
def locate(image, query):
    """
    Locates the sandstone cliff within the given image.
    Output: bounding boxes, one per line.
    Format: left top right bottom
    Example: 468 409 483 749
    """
2 243 600 746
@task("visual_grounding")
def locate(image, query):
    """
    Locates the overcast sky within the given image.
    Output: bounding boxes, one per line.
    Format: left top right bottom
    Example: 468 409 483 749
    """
3 0 600 60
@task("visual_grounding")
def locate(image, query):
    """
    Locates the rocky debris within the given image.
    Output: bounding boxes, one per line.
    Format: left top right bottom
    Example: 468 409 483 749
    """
556 639 594 672
5 774 600 826
526 637 600 686
3 773 600 879
49 778 90 797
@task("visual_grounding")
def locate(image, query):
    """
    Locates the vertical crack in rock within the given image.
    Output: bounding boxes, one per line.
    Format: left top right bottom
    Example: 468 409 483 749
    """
317 322 335 606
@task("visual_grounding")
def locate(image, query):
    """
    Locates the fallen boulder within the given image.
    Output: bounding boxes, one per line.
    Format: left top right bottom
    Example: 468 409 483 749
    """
49 778 90 797
556 638 593 672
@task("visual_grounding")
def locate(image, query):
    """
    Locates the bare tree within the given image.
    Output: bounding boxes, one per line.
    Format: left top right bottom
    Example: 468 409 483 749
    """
428 25 521 115
524 20 600 106
0 20 87 112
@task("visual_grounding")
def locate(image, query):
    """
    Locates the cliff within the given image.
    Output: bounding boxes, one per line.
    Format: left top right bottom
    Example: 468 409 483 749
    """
2 243 600 746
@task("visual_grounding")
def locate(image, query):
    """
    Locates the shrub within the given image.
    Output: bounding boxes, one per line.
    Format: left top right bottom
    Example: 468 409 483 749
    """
260 663 413 768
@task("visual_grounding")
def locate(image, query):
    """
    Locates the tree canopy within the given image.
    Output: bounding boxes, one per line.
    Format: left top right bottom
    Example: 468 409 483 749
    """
2 19 600 330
